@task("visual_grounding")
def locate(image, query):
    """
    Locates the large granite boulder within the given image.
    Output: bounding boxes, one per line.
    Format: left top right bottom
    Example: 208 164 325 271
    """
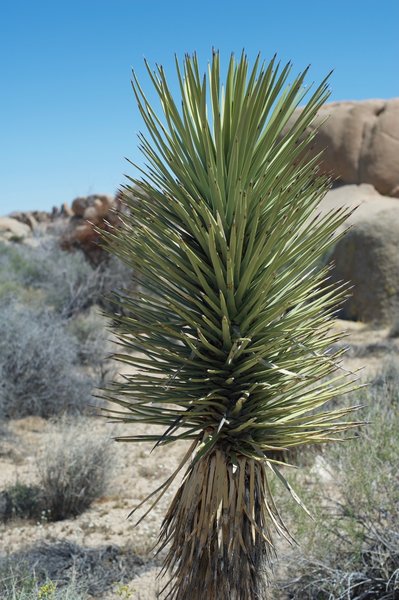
320 185 399 323
290 98 399 198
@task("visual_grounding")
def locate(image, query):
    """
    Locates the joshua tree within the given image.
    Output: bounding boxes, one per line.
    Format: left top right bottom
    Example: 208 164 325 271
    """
101 52 359 599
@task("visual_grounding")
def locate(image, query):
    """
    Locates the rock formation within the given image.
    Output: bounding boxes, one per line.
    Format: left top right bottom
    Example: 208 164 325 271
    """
60 194 122 264
295 98 399 198
0 217 31 241
0 194 124 264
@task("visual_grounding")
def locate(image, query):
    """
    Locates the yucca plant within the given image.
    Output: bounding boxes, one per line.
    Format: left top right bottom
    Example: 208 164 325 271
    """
101 51 360 599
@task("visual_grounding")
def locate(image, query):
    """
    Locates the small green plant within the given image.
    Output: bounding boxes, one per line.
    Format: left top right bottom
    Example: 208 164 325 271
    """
0 482 44 522
101 51 360 599
37 580 57 599
0 565 37 599
114 582 133 599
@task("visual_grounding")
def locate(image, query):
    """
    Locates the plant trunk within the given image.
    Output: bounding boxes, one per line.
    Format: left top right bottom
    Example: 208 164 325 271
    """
159 449 287 599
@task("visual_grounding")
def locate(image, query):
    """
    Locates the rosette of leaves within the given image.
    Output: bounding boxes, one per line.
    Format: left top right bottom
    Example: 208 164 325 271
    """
101 52 360 599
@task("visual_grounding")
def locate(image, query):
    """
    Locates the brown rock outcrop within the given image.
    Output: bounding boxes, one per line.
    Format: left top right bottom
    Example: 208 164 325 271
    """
61 194 121 263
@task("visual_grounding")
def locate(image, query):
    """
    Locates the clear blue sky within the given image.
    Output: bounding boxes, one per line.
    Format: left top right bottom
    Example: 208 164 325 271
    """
1 0 398 214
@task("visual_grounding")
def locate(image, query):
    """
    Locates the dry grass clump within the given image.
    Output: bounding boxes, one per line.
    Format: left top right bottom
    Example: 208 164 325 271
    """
0 540 151 599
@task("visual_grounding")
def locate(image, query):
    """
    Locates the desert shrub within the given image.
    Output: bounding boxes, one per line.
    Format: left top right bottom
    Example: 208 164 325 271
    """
0 541 147 598
0 240 133 318
0 241 39 284
1 420 111 523
36 417 112 521
96 254 134 311
277 382 399 599
67 309 111 367
14 241 103 318
66 309 116 388
388 318 399 339
0 278 33 302
0 300 94 418
0 482 44 522
370 358 399 405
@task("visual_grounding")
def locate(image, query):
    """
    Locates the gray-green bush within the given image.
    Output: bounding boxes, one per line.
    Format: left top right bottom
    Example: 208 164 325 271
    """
36 417 112 521
0 240 132 318
1 419 112 523
66 309 113 371
0 300 94 418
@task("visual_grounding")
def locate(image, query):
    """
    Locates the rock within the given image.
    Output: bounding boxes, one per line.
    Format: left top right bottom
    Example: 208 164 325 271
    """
0 217 31 241
61 194 121 263
68 224 96 245
33 211 51 223
288 98 399 198
25 213 39 230
319 183 397 230
61 202 73 217
322 185 399 323
93 195 114 217
8 211 38 229
83 206 100 223
71 197 89 217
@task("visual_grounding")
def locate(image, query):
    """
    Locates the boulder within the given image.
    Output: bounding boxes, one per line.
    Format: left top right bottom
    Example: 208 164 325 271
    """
83 206 101 223
31 211 51 223
0 217 31 241
71 196 89 217
321 185 399 323
60 193 121 264
289 98 399 198
93 195 114 217
8 211 38 230
25 213 39 230
61 202 73 217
